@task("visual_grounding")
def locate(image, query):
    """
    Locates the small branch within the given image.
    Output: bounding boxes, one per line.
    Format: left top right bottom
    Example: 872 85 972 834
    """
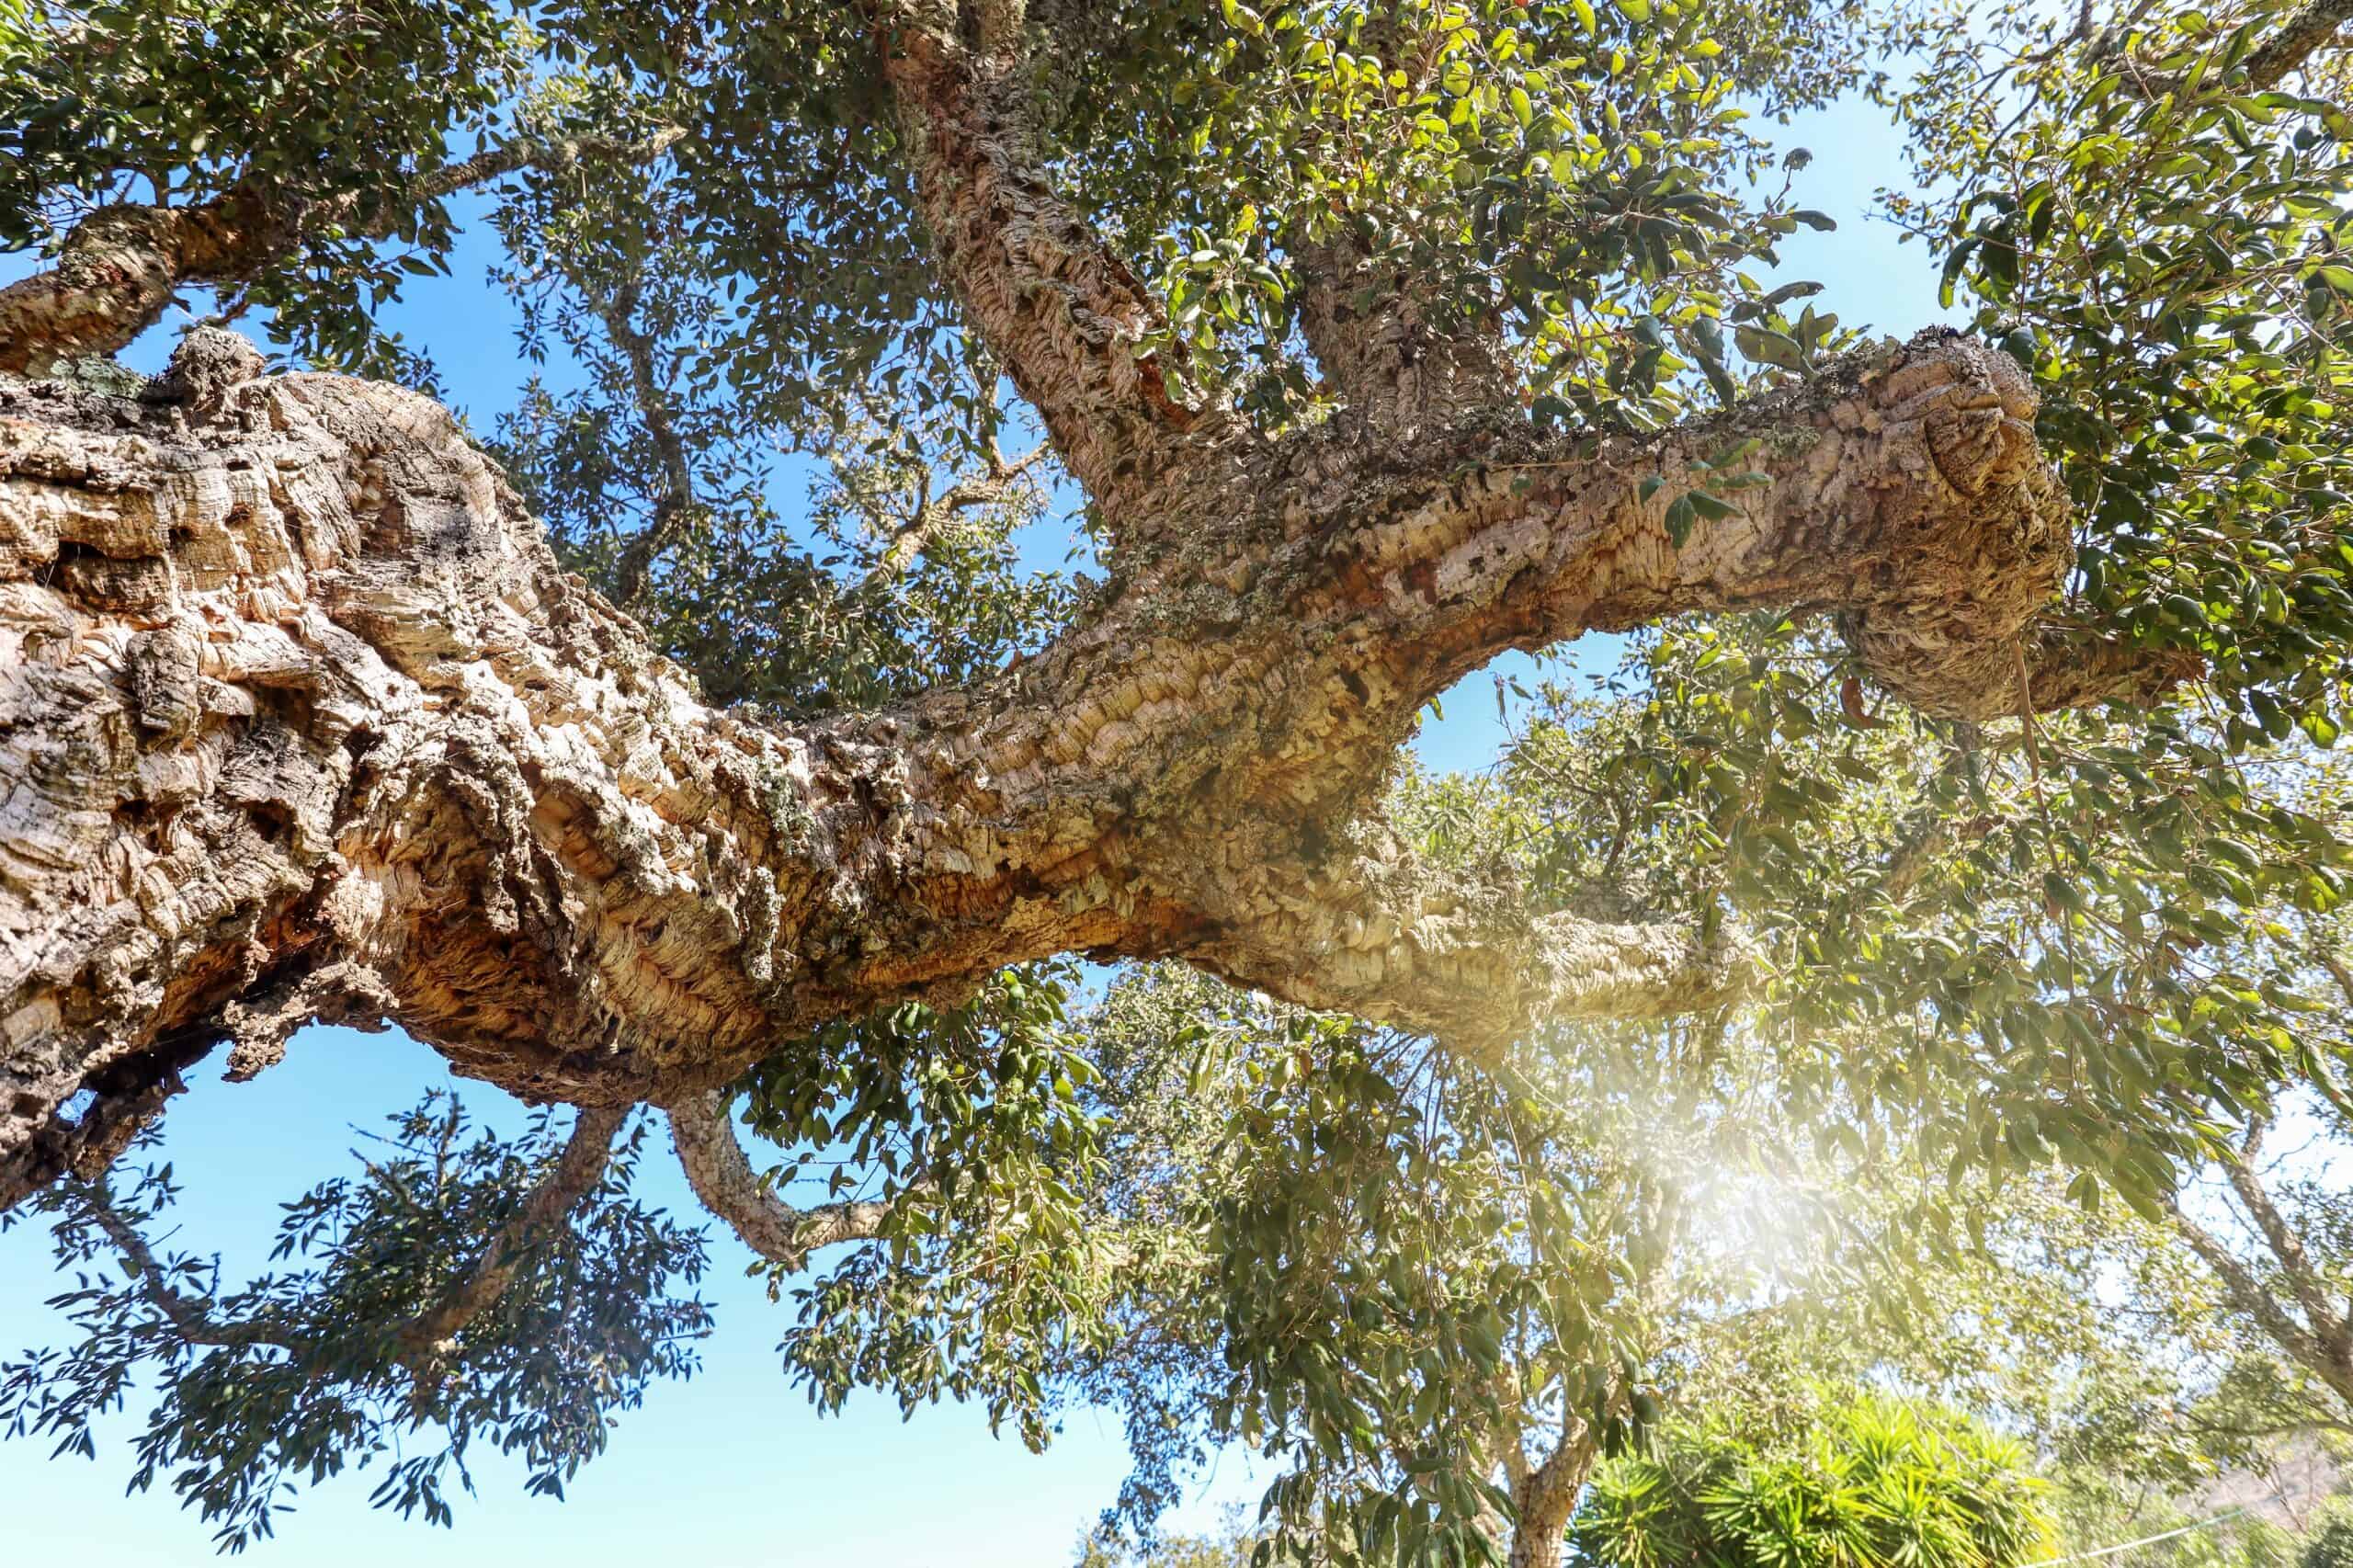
62 1105 624 1395
394 1104 629 1357
667 1091 898 1270
63 1177 296 1350
2317 949 2353 1015
0 125 685 375
587 275 704 615
856 443 1044 594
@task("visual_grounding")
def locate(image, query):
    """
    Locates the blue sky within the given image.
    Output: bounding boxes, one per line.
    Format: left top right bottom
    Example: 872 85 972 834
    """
0 82 1956 1568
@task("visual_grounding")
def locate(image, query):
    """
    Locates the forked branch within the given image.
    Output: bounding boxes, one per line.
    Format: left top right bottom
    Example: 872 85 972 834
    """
669 1092 899 1270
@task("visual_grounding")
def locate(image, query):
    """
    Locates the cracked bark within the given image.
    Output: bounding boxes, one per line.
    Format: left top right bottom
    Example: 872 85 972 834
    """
0 316 2165 1204
879 14 1218 525
1506 1426 1599 1568
0 8 2199 1203
2240 0 2350 86
1294 231 1518 433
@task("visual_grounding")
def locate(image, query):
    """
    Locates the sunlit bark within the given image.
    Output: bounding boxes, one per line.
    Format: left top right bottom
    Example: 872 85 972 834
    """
0 2 2198 1203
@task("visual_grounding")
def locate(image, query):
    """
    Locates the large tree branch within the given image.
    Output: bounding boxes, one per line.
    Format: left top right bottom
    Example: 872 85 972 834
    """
1173 820 1749 1066
668 1091 897 1269
2241 0 2352 85
1294 231 1518 434
2098 0 2349 96
875 6 1217 525
1284 4 1518 428
0 324 2190 1204
0 126 686 376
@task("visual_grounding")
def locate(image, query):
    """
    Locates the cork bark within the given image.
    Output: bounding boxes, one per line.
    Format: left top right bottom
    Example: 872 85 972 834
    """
0 4 2195 1203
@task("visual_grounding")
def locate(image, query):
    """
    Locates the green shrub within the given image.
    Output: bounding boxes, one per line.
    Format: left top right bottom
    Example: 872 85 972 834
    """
1568 1393 2055 1568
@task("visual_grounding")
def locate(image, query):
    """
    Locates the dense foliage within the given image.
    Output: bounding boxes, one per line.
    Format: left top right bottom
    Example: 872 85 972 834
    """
2 0 2351 1558
1566 1396 2055 1568
0 1099 708 1548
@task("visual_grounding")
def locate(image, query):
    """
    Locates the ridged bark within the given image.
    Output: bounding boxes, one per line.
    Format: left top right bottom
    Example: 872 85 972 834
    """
0 3 2197 1204
0 318 2176 1203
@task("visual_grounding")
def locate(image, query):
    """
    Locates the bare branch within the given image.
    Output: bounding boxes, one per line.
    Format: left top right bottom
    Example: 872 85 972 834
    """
585 274 705 615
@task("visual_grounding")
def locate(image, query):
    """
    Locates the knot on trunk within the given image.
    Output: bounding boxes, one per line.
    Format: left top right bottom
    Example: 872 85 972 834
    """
153 324 267 416
1836 335 2080 721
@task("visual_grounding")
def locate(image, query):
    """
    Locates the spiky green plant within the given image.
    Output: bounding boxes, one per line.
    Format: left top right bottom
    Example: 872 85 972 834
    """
1569 1393 2055 1568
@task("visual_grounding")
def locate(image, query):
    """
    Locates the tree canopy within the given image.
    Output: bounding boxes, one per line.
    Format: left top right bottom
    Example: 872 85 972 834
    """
1 0 2352 1562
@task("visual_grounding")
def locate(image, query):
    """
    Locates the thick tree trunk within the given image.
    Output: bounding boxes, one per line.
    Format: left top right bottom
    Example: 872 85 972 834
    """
1503 1422 1597 1568
0 3 2200 1208
0 309 2186 1204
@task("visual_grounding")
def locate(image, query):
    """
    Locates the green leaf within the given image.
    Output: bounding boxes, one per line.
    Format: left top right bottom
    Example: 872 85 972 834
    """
1664 493 1697 549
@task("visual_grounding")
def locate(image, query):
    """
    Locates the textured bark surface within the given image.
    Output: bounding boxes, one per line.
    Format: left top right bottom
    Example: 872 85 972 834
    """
0 320 2151 1201
883 24 1213 525
0 194 280 377
1295 233 1518 433
0 3 2200 1204
1500 1419 1598 1568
